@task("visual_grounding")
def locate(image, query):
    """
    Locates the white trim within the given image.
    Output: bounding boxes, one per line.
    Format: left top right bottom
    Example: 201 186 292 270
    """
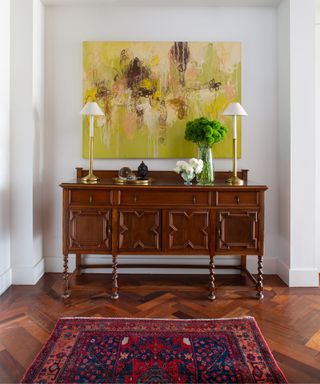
276 258 289 285
289 268 319 287
46 255 75 272
11 257 45 285
0 267 12 295
40 0 282 8
289 0 317 289
276 259 319 287
246 256 277 275
45 255 278 275
34 257 46 282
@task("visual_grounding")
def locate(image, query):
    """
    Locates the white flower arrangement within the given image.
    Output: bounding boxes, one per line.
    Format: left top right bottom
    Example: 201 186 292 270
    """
189 158 204 175
173 158 203 183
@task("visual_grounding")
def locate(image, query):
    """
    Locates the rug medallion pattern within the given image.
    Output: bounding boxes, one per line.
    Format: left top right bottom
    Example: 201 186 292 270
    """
22 317 287 383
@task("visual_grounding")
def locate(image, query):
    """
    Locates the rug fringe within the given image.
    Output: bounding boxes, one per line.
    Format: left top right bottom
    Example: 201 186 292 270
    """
60 315 255 321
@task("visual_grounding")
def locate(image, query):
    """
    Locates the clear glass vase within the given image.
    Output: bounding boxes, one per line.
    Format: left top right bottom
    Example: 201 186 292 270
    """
197 144 214 185
181 171 194 185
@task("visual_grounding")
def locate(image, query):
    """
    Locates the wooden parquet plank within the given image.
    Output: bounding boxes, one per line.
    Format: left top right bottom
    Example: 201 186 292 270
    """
0 350 24 384
0 327 42 368
0 273 319 383
175 297 214 315
0 314 27 330
171 303 210 319
268 339 320 371
0 309 28 323
306 329 320 352
79 303 130 318
255 317 307 344
22 319 53 344
138 300 177 318
271 294 290 304
222 306 251 318
137 292 175 311
27 307 57 333
273 351 320 383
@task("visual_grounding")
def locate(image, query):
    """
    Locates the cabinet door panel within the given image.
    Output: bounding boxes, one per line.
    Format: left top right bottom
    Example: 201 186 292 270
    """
216 210 259 252
69 208 111 251
119 210 161 251
166 210 210 251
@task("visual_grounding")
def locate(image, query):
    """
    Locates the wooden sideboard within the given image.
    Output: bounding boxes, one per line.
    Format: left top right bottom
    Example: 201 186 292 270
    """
60 169 268 301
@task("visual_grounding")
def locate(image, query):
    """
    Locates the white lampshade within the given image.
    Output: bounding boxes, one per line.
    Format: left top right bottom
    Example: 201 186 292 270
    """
223 102 248 116
80 101 104 116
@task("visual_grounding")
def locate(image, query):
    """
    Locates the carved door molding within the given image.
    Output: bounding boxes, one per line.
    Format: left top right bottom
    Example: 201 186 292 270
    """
216 210 259 252
69 208 111 251
119 210 161 251
166 210 210 251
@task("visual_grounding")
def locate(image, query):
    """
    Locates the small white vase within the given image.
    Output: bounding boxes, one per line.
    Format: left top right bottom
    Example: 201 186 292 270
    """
181 172 194 185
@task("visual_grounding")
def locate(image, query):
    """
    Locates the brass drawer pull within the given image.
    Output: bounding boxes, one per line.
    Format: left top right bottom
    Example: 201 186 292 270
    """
89 195 93 204
107 224 112 237
217 226 221 238
133 194 138 203
235 195 240 204
192 195 196 204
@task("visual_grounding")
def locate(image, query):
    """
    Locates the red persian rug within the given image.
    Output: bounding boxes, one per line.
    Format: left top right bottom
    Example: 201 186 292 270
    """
22 317 287 384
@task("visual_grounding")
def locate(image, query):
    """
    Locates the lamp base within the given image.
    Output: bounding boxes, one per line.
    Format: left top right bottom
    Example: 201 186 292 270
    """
226 175 244 186
81 173 100 184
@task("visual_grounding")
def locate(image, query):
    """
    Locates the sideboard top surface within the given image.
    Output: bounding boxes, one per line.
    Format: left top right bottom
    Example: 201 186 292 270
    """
60 169 268 191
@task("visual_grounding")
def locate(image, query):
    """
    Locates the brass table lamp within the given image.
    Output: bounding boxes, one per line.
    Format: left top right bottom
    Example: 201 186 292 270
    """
80 102 104 183
223 102 248 185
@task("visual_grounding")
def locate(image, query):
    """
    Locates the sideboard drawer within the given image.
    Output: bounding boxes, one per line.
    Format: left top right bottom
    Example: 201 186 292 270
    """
120 190 210 206
216 191 259 206
69 190 111 206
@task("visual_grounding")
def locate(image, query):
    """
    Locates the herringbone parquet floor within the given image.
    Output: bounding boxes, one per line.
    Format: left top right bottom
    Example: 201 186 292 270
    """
0 273 319 383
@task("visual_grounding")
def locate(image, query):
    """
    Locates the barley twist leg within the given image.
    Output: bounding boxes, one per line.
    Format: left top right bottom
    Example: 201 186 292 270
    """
208 255 216 300
61 253 70 299
256 255 264 300
110 254 119 300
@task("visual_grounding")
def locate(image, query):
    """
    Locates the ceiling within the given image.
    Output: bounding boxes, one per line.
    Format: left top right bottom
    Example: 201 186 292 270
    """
41 0 282 7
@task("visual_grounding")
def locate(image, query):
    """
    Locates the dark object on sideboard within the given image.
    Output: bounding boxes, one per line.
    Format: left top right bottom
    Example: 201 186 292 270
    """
137 161 148 179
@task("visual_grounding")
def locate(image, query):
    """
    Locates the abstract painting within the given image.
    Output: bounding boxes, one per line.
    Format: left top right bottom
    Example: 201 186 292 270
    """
83 41 241 158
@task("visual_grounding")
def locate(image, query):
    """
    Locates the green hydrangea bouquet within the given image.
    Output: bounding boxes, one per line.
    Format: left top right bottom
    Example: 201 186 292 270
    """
184 117 227 184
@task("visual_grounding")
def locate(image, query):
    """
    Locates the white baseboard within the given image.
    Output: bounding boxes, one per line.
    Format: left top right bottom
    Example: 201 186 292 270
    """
276 259 289 285
46 255 76 272
246 256 277 274
45 255 277 275
12 257 45 285
0 267 12 295
289 268 319 287
276 259 319 287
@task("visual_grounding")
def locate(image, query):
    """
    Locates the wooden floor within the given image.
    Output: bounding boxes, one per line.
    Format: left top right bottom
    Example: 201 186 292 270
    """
0 273 319 383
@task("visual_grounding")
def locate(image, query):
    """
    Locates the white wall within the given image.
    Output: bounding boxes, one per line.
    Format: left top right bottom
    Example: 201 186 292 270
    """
277 0 318 286
44 5 279 273
277 0 291 283
289 0 317 286
316 4 320 272
33 0 45 280
10 0 45 284
0 0 11 295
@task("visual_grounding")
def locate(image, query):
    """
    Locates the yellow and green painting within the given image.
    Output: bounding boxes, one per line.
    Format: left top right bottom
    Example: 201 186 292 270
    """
83 41 241 158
